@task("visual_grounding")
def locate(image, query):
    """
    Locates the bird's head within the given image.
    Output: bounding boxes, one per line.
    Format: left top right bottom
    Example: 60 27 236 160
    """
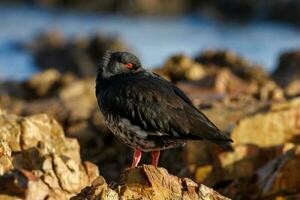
98 51 143 79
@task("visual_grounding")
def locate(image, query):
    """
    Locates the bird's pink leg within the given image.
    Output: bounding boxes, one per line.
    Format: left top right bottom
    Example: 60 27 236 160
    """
151 150 160 167
131 149 142 168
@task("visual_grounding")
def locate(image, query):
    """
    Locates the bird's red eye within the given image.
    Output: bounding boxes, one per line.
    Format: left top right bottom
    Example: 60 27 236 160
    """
125 63 133 69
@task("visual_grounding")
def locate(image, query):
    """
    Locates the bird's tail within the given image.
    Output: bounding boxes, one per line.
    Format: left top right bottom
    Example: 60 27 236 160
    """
186 105 234 150
211 139 233 151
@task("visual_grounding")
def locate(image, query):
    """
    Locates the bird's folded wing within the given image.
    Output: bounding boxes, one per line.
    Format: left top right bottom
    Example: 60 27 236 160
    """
103 74 231 143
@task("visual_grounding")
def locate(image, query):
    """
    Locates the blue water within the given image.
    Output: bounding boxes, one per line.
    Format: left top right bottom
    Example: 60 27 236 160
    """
1 4 300 80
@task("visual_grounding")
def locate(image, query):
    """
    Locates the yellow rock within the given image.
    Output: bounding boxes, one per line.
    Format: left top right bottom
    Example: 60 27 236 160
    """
72 165 231 200
232 98 300 147
195 165 213 183
257 146 300 197
0 111 99 200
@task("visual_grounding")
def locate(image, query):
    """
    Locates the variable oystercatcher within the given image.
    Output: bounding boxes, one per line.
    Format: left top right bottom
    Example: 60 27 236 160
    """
96 51 233 167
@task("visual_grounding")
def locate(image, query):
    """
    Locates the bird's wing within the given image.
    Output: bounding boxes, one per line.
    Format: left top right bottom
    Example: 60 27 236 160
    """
102 72 232 149
152 72 193 106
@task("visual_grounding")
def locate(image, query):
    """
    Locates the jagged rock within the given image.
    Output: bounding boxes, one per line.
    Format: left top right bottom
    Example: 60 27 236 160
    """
0 111 99 199
0 140 13 175
231 97 300 147
190 143 290 187
71 165 230 200
256 145 300 198
0 169 49 200
218 144 292 181
273 50 300 87
214 143 297 199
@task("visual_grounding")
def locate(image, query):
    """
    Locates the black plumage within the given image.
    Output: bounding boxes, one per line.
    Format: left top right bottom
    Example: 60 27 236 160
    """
96 51 233 167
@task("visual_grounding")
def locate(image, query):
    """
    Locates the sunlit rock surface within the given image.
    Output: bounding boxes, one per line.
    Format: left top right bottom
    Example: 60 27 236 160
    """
231 98 300 147
71 165 230 200
0 111 99 199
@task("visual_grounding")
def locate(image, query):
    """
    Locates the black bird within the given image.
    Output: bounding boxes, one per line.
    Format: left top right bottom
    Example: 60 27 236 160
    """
96 51 233 167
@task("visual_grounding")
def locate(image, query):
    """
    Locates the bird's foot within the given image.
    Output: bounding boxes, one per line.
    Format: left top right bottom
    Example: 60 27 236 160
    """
151 150 160 167
131 149 142 168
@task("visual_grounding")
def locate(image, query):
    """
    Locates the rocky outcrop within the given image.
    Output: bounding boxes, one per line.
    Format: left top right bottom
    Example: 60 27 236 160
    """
71 165 230 200
0 111 99 199
219 144 300 199
256 145 300 198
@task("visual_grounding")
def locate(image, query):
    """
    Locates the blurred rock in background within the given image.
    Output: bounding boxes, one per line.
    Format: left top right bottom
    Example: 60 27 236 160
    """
30 0 190 15
6 0 300 25
25 31 128 77
272 50 300 88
